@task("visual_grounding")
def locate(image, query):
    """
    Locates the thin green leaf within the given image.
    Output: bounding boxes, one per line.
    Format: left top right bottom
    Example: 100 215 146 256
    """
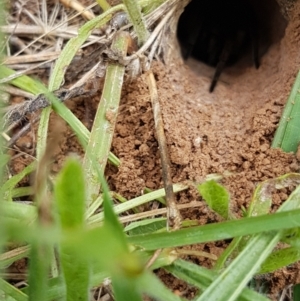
112 274 143 301
88 183 188 225
125 218 166 235
123 0 149 45
272 70 300 152
166 259 270 301
293 284 300 301
198 180 230 219
0 161 36 202
0 278 28 301
28 242 51 301
54 158 85 229
128 209 300 250
196 232 280 301
138 272 184 301
0 154 10 169
259 247 300 274
83 31 128 203
49 5 123 90
0 245 30 269
54 158 89 301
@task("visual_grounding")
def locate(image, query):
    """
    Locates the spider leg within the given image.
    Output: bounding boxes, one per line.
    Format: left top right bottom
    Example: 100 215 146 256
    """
209 39 232 92
252 32 260 69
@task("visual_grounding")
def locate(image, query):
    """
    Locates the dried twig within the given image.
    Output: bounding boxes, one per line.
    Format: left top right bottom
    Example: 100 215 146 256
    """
147 71 182 230
3 85 95 128
59 0 95 20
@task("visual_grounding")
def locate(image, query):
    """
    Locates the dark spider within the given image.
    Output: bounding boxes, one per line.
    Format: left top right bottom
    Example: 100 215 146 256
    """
177 0 260 92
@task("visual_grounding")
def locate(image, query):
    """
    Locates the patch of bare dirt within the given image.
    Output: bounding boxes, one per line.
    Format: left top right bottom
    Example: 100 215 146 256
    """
107 1 300 298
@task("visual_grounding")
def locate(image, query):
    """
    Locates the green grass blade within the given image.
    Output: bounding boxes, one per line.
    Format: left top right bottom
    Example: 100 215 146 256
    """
49 5 123 90
28 242 51 301
123 0 149 45
167 259 270 301
259 246 300 274
272 70 300 152
83 31 128 203
138 272 184 301
0 161 36 202
124 218 166 235
96 0 111 11
112 274 143 301
198 180 230 219
1 201 36 224
0 66 45 94
54 158 85 229
196 232 280 301
0 245 30 269
293 284 300 301
128 209 300 250
1 66 119 165
0 278 28 301
54 158 89 301
88 183 188 224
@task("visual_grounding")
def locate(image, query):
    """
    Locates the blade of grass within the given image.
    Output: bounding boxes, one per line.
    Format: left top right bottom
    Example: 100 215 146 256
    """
0 66 119 166
127 208 300 250
0 161 36 202
167 259 270 301
198 180 230 220
0 245 30 269
83 31 129 203
259 246 300 274
138 271 184 301
28 242 51 301
87 182 188 224
123 0 149 45
195 180 300 301
49 4 124 90
0 278 28 301
215 173 299 270
196 231 280 301
54 158 89 301
272 70 300 152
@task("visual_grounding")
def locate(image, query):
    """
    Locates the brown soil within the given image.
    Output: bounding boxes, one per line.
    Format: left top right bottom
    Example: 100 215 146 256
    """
6 0 300 299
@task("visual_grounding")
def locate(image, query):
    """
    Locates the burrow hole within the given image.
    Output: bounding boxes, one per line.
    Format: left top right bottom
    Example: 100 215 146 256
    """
177 0 287 92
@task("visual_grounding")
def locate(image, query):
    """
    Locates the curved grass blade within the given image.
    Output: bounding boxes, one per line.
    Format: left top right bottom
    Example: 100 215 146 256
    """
0 161 36 202
128 208 300 250
198 180 230 219
49 5 124 90
123 0 149 45
83 31 129 203
195 180 300 301
54 158 89 301
166 259 270 301
0 278 28 301
272 70 300 152
0 66 119 166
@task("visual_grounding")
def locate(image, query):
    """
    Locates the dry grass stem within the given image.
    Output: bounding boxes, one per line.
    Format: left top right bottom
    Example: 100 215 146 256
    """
147 71 182 230
118 201 202 224
4 52 61 65
59 0 95 20
1 85 34 98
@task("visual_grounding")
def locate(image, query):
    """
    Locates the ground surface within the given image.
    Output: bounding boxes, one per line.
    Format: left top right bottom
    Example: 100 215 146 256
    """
7 0 300 300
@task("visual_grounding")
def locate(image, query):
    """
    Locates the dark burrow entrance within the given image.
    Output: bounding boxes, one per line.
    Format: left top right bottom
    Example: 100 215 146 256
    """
176 0 287 93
